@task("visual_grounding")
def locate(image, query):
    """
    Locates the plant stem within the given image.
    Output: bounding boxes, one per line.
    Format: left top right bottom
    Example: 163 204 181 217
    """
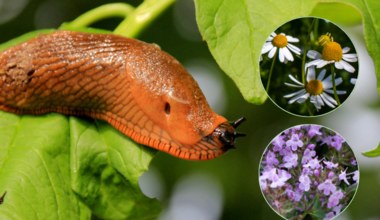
301 51 307 85
67 3 135 29
114 0 175 38
266 51 277 93
331 64 341 105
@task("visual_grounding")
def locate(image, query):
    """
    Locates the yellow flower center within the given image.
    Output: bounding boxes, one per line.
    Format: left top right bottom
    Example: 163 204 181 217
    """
322 42 343 61
272 34 288 48
318 33 333 46
306 80 324 95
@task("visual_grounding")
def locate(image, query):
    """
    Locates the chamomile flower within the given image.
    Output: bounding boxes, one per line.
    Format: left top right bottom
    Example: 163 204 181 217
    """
306 41 358 73
261 32 301 63
283 67 346 111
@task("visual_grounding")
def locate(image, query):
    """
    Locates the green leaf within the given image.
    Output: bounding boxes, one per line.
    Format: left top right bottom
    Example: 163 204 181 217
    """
362 142 380 157
194 0 319 104
311 2 362 25
70 118 160 219
0 111 160 219
341 0 380 95
195 0 380 104
0 112 91 219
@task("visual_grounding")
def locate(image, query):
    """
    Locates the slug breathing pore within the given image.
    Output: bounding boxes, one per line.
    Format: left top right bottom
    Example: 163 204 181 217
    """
0 31 245 160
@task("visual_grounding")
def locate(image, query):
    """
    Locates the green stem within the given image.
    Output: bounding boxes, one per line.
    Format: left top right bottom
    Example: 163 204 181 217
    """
266 51 277 93
331 64 341 105
301 48 307 85
114 0 175 38
67 3 135 29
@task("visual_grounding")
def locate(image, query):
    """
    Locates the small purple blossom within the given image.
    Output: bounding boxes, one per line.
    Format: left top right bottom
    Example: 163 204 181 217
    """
324 212 335 220
303 158 321 170
328 171 335 179
323 160 338 169
264 150 279 167
302 148 316 164
299 174 311 191
318 179 336 195
353 170 359 182
308 125 322 138
286 133 304 151
339 169 350 185
323 135 345 151
272 135 285 152
327 190 344 208
262 168 291 189
351 159 357 166
307 143 316 150
282 152 298 168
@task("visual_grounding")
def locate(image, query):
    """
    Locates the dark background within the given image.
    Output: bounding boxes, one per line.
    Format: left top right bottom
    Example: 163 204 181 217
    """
1 0 379 219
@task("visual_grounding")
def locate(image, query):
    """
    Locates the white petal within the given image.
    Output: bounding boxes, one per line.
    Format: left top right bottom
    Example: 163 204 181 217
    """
285 82 303 88
261 42 274 54
350 78 357 84
316 60 331 69
307 66 316 81
296 93 310 103
335 61 344 69
320 93 337 108
287 43 301 55
335 77 343 86
306 59 321 69
343 53 358 62
284 89 306 98
307 50 321 59
288 90 308 104
317 69 326 81
286 35 300 43
279 49 285 63
342 47 350 53
322 79 333 89
268 47 277 58
282 47 294 62
288 74 303 86
310 96 323 110
339 60 355 73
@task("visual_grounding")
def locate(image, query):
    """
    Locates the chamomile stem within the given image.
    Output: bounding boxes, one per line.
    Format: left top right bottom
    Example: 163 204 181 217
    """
114 0 175 38
301 48 307 84
67 3 134 28
266 51 277 93
331 64 341 105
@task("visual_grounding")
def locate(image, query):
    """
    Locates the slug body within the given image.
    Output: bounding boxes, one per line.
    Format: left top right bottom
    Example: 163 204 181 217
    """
0 31 243 160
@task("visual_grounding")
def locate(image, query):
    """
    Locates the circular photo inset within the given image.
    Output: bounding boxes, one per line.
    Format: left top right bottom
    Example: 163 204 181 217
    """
259 124 359 220
260 17 358 116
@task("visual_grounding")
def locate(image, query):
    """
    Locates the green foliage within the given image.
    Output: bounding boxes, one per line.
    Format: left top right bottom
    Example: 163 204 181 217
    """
194 0 380 104
0 112 160 219
363 142 380 157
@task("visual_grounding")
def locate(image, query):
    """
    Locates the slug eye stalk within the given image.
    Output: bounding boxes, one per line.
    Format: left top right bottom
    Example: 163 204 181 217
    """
207 117 246 152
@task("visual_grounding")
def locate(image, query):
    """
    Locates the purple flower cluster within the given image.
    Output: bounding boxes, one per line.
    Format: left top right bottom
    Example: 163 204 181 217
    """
259 125 359 220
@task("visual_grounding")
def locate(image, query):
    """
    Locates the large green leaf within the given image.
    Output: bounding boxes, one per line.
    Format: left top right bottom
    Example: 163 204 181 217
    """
0 112 91 219
195 0 380 104
341 0 380 94
0 111 160 219
194 0 319 104
70 118 160 219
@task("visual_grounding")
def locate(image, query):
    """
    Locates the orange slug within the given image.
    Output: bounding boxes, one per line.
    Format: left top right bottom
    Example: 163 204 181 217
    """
0 31 245 160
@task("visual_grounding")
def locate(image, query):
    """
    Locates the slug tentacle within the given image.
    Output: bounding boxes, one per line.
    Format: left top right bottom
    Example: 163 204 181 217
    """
0 30 244 160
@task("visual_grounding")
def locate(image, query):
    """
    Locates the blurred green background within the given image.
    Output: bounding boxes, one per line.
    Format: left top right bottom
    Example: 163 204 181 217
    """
0 0 379 219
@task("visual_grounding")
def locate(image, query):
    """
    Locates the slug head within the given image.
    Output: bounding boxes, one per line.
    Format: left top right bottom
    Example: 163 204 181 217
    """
126 40 245 159
205 117 246 152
